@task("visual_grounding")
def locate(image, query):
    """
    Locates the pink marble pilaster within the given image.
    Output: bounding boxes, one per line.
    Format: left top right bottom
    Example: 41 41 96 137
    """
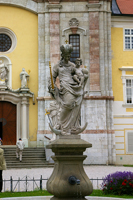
50 12 60 65
89 11 100 91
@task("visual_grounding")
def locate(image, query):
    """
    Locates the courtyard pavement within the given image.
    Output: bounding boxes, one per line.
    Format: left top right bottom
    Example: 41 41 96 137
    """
3 165 133 181
1 165 133 199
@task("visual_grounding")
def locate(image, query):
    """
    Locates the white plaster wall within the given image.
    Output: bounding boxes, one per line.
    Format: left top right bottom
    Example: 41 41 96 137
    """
81 134 108 165
82 100 106 130
113 101 133 165
37 133 53 147
113 101 126 115
81 99 115 164
38 101 45 131
116 155 133 165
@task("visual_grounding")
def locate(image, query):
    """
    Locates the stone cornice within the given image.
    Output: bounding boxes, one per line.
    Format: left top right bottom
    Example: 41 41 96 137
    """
83 129 115 134
32 0 111 2
37 96 53 101
47 4 62 12
0 91 32 105
62 27 87 37
48 0 61 3
0 0 111 14
114 114 133 118
42 129 115 134
86 3 102 12
84 96 114 100
81 0 112 1
0 0 38 14
119 66 133 71
37 96 114 101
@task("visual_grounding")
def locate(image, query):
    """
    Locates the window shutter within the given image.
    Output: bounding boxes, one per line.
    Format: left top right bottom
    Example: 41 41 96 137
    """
127 132 133 152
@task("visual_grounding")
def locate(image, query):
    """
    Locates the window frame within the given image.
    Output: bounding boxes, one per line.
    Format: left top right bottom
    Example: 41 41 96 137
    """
124 28 133 50
69 34 80 63
119 67 133 107
0 33 12 52
125 79 133 104
0 27 17 54
126 131 133 154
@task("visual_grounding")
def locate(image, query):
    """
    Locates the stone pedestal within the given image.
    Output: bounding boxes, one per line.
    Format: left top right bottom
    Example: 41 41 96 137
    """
0 84 7 91
46 135 93 200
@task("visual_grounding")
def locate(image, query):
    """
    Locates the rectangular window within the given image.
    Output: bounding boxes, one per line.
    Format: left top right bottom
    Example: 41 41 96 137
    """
124 29 133 50
126 79 133 103
69 34 80 63
127 132 133 153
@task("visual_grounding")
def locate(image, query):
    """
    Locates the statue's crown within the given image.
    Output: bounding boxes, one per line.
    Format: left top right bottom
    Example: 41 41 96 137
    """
60 44 73 54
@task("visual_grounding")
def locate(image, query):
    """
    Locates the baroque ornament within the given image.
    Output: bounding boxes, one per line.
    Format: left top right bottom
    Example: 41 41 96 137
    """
69 18 79 27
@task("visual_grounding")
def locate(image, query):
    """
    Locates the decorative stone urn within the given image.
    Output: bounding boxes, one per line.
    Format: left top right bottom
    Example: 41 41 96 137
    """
46 135 93 200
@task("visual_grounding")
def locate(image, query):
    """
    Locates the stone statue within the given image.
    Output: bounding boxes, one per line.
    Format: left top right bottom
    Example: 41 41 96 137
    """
48 44 89 136
0 60 9 85
47 101 61 141
47 46 93 200
73 58 88 87
20 68 29 88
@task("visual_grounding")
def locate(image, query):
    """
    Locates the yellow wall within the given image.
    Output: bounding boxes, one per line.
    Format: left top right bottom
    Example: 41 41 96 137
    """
111 27 133 101
0 6 38 141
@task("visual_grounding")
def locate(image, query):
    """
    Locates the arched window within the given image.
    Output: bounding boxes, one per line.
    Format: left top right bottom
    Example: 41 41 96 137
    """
69 34 80 63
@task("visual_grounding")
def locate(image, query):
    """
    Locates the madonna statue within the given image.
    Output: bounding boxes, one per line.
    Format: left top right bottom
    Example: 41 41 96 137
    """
48 43 88 135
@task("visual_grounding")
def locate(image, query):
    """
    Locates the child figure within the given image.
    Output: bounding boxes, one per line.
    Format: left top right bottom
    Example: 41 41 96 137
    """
73 58 88 87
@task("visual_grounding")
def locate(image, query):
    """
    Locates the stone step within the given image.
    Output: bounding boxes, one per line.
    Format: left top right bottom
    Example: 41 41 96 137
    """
6 157 46 163
6 161 54 169
6 164 53 169
1 146 50 169
3 148 45 152
5 155 45 158
7 164 53 169
4 153 45 155
4 148 45 151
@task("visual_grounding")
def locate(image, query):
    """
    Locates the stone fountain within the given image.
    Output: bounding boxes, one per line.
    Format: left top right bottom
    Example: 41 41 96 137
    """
46 43 93 200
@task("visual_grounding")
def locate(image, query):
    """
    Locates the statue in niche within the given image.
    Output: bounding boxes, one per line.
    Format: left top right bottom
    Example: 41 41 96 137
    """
20 68 29 88
0 60 9 85
48 43 89 136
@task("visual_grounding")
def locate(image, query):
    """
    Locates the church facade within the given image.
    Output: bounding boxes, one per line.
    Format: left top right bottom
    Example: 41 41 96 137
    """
0 0 132 165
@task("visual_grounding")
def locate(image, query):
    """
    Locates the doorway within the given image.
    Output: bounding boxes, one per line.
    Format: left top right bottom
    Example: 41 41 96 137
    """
0 122 2 140
0 101 16 145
